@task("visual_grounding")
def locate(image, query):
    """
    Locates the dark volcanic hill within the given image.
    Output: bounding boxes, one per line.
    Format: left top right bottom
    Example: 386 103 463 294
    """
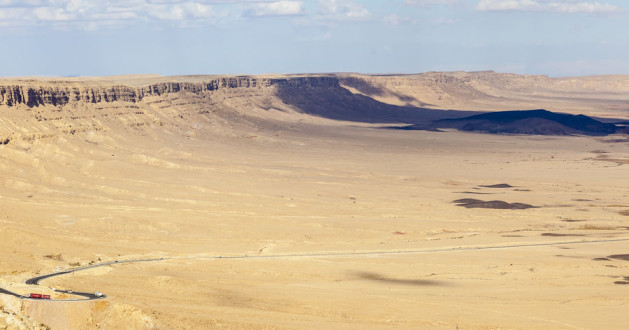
432 109 618 136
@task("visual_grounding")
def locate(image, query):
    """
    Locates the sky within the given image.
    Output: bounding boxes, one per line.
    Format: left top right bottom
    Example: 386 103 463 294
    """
0 0 628 77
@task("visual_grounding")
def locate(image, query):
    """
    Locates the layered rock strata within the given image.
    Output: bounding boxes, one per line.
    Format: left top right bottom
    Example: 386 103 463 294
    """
0 77 342 108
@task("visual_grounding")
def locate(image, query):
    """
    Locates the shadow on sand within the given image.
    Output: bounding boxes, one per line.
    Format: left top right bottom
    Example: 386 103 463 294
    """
353 272 446 287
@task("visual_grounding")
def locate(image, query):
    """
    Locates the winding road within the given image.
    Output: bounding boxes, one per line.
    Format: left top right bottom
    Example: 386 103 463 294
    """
1 237 628 302
1 258 168 301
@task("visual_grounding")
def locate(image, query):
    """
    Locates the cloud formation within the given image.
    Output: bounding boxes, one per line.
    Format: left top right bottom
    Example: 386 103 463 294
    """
476 0 622 13
243 1 305 18
0 0 623 31
318 0 370 19
0 0 308 29
404 0 459 5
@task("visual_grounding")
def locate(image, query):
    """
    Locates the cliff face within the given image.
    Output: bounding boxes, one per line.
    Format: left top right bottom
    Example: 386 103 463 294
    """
0 75 349 145
1 73 628 145
0 76 341 108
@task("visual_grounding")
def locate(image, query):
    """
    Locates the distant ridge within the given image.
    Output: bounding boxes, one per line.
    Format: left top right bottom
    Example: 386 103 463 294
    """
432 109 618 136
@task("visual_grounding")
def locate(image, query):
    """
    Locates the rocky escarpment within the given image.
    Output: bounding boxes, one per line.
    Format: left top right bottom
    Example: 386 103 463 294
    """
2 73 628 145
0 75 353 144
0 76 342 108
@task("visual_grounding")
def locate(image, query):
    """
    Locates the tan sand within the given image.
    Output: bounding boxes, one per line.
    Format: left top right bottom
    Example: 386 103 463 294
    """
1 72 628 329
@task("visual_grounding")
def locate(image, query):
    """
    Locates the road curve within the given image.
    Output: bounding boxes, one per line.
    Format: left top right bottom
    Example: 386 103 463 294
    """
1 257 169 301
1 238 628 301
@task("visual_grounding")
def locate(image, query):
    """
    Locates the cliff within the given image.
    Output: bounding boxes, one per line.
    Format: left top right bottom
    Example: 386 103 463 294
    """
1 73 628 145
0 75 352 144
0 76 342 108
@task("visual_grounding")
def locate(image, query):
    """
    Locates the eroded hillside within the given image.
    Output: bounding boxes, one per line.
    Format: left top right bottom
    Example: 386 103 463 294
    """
0 75 410 145
2 72 629 145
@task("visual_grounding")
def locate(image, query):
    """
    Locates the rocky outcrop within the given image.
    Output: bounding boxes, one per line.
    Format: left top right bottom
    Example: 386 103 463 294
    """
0 76 342 108
0 75 350 145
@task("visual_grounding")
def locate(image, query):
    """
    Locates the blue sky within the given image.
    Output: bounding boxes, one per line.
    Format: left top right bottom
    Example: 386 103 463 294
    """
0 0 627 77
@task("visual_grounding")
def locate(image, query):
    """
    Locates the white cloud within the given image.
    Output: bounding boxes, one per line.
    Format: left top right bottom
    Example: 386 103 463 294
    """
147 4 186 20
33 6 76 20
477 0 539 11
383 13 416 25
318 0 370 19
404 0 459 5
146 2 216 20
0 0 46 7
548 1 620 13
243 1 305 17
476 0 623 13
0 0 275 30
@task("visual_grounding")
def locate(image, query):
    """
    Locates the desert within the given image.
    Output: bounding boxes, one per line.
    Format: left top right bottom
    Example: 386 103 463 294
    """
0 72 628 329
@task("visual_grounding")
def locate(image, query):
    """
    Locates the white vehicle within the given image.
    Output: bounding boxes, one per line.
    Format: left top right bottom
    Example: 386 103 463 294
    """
94 292 103 297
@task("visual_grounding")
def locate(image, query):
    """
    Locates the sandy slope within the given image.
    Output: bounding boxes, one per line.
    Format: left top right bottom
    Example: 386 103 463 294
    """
1 72 629 329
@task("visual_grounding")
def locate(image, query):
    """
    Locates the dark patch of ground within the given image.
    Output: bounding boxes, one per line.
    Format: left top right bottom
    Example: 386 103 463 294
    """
354 272 444 286
541 233 585 237
453 198 536 209
593 156 629 165
608 254 629 261
387 124 443 132
479 183 514 188
432 109 619 136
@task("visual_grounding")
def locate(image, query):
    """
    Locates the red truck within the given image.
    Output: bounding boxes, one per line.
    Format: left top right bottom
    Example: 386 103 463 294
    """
29 293 51 299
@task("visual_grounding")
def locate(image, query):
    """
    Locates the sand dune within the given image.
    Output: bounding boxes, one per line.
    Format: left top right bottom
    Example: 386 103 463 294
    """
1 72 629 329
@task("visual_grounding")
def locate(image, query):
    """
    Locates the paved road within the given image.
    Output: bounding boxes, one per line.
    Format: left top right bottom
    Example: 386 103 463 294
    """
194 237 629 260
1 257 168 301
0 287 24 298
1 238 628 302
25 258 169 285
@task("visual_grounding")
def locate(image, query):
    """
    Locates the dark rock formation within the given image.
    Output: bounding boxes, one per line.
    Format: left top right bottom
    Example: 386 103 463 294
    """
433 109 618 136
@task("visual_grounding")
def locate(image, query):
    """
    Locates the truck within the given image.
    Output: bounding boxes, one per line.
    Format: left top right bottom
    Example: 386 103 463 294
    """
29 293 51 299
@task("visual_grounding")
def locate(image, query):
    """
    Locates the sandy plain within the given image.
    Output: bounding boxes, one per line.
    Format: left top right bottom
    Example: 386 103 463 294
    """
1 72 629 329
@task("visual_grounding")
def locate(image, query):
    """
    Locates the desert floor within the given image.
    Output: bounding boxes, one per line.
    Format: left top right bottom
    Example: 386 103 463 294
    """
2 115 629 329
